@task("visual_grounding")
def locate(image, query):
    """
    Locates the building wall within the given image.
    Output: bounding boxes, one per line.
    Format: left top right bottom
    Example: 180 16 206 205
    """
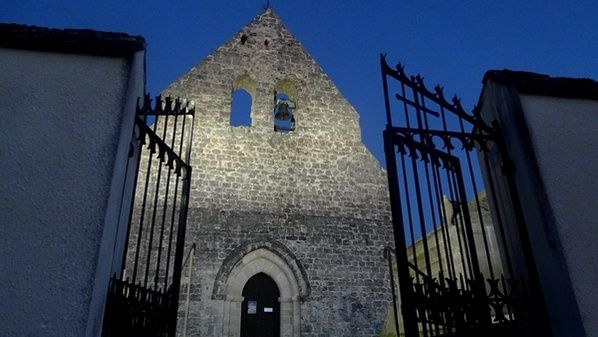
518 94 598 337
478 82 594 337
0 47 144 337
160 9 394 337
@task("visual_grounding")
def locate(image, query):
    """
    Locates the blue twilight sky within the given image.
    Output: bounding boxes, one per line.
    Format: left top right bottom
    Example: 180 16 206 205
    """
2 0 597 164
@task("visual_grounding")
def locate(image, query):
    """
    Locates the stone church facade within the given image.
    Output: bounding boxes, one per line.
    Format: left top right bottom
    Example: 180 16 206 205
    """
162 9 394 337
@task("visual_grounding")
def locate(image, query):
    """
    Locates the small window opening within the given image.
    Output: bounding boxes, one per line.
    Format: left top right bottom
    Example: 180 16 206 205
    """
264 39 269 46
231 89 252 127
241 34 248 45
273 92 296 132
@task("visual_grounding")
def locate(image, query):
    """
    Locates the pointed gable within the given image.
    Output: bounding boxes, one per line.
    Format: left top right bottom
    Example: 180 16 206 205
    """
163 8 362 140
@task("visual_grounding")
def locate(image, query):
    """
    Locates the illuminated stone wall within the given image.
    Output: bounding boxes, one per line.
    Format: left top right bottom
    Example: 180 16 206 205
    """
162 9 393 337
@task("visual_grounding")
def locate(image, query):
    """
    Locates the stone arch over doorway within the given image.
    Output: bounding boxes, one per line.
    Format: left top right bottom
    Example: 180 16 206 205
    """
213 240 309 337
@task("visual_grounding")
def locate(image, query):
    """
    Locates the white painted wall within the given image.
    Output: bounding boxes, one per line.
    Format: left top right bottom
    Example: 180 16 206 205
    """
519 94 598 337
0 47 144 337
479 82 597 337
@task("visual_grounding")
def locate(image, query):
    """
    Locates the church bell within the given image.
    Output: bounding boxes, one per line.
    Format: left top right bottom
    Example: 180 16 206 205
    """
274 102 290 121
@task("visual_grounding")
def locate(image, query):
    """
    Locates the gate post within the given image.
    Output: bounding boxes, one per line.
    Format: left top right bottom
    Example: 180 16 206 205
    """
383 129 419 337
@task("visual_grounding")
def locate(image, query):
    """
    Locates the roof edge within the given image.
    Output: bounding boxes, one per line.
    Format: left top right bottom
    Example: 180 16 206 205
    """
0 23 146 57
483 69 598 101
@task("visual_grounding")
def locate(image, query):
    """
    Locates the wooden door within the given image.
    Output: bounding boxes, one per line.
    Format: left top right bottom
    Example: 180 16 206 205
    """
241 273 280 337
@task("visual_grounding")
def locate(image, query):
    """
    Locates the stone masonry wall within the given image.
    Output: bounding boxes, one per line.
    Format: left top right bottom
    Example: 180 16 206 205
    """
161 9 394 337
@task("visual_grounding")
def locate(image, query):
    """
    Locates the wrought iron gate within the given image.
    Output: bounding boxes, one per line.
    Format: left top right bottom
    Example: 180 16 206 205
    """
380 56 549 337
103 95 195 337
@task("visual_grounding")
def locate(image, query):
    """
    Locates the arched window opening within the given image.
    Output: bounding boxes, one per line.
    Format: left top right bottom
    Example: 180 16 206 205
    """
231 89 252 127
273 80 298 133
231 75 256 127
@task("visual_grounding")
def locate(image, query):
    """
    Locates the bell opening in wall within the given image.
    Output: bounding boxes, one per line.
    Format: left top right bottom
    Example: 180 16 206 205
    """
273 92 296 133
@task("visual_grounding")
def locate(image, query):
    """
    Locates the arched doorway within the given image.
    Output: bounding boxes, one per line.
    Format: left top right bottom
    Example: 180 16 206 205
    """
214 242 310 337
241 273 280 337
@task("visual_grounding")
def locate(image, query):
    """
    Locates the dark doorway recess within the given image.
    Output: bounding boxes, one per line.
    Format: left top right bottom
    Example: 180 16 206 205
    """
241 273 281 337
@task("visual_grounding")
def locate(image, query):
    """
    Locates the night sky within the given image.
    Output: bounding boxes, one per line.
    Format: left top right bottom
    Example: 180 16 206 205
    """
2 0 596 164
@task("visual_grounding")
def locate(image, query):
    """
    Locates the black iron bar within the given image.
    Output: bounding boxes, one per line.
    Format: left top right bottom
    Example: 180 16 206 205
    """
410 153 434 278
432 163 456 280
381 55 394 127
420 93 446 283
437 103 471 281
419 93 445 337
408 261 446 283
444 167 471 281
386 248 401 337
400 82 411 128
449 170 475 279
432 81 490 326
399 149 420 283
395 93 440 118
144 114 169 288
423 166 444 336
421 313 430 337
385 127 493 150
168 164 191 337
451 170 477 287
418 283 430 337
384 130 420 337
185 109 195 164
408 145 434 336
459 117 496 280
409 87 434 280
164 113 187 286
120 112 145 277
451 160 491 326
501 275 514 321
411 86 424 131
132 115 159 284
440 106 474 279
448 167 477 279
154 111 179 289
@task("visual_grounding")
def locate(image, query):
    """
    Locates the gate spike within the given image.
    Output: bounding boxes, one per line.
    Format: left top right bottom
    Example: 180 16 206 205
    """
144 94 151 111
154 95 163 113
167 151 175 169
415 74 425 88
148 136 157 154
174 159 182 176
173 98 182 114
137 126 147 145
164 96 173 114
157 144 166 162
452 95 465 112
